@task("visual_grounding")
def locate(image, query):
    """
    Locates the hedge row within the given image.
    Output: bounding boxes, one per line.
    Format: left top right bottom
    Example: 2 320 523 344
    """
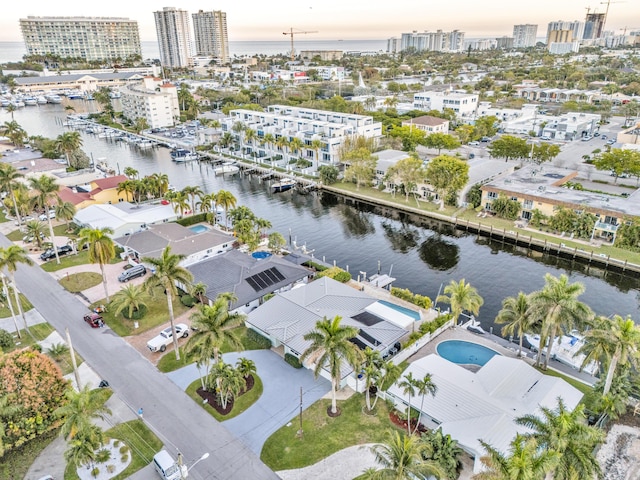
303 261 328 272
403 314 453 348
316 266 352 283
391 287 432 310
245 329 273 349
177 213 208 226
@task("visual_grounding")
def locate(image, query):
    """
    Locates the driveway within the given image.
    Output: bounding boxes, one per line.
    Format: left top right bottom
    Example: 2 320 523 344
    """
167 349 331 454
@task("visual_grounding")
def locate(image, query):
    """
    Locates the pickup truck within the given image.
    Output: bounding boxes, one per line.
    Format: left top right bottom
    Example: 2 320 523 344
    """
146 323 189 352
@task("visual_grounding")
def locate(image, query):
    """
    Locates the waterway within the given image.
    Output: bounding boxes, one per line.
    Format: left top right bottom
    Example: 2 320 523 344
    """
4 102 640 332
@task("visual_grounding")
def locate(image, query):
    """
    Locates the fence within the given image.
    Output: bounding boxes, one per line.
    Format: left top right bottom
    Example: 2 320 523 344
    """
392 320 454 364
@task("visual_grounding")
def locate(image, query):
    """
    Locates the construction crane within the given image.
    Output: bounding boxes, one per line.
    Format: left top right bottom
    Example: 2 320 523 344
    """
283 28 318 63
600 0 626 34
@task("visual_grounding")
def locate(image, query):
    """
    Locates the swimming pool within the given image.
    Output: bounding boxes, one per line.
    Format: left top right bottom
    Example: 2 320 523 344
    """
378 300 421 321
189 225 210 234
436 340 500 366
252 251 273 260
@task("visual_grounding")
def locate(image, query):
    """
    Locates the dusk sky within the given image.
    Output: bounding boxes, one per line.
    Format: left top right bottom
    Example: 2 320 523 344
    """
2 1 636 42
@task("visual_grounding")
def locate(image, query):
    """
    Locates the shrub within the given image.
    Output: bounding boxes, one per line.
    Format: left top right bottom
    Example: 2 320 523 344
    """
120 454 128 463
113 440 120 447
303 261 328 272
403 331 423 348
119 445 128 455
177 213 207 226
0 329 15 350
180 295 197 307
246 329 272 349
96 448 111 463
91 467 100 477
106 465 116 474
30 343 42 352
316 266 351 283
391 287 432 310
284 353 302 369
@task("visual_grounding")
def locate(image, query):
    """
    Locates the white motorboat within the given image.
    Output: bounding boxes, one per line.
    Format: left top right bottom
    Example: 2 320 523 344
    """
46 94 62 104
36 95 48 105
272 178 296 192
214 162 240 175
525 330 598 375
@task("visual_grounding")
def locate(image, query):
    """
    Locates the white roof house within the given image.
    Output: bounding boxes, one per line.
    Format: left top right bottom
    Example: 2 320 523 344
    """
73 202 178 238
386 354 583 473
246 277 409 377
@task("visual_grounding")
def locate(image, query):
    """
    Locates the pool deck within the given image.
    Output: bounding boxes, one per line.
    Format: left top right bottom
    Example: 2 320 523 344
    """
405 326 598 386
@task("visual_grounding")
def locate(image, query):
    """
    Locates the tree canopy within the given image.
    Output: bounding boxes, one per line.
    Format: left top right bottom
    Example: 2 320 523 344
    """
424 155 469 209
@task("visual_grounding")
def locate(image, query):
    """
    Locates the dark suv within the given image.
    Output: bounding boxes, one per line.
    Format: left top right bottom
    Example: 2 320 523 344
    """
40 245 73 261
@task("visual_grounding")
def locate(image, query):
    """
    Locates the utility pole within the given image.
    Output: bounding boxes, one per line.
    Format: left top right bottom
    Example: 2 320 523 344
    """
296 386 303 438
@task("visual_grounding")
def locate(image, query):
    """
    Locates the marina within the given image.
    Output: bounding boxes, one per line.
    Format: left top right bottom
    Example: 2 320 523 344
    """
3 102 639 333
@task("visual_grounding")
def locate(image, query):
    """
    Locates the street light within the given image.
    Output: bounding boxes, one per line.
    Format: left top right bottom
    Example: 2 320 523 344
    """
179 452 210 478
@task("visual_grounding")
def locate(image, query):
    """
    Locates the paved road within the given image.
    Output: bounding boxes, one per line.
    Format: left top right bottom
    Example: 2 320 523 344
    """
2 234 279 480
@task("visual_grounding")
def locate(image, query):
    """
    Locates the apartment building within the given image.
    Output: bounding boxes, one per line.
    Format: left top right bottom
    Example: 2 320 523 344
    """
192 10 229 64
413 90 478 118
398 30 465 52
19 16 141 62
221 105 383 168
512 24 538 48
154 7 193 68
120 77 180 129
584 13 605 39
547 20 585 43
299 50 343 61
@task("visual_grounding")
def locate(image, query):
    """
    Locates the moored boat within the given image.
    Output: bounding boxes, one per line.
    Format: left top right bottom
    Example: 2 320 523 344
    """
213 162 240 175
272 178 296 192
524 330 598 375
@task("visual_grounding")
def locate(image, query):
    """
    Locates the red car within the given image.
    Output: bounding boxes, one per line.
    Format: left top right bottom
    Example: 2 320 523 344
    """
84 313 104 328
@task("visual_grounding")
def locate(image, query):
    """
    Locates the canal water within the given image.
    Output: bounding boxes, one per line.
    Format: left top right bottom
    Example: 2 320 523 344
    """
6 102 640 331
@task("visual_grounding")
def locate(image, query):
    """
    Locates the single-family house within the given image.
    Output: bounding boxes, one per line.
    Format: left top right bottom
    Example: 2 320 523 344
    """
402 116 450 135
187 249 312 314
58 174 129 210
72 202 178 238
113 223 235 267
386 353 583 473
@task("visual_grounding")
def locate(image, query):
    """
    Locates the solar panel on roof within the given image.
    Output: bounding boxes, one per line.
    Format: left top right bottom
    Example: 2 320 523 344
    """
359 330 381 347
245 267 286 292
353 311 383 327
350 337 368 350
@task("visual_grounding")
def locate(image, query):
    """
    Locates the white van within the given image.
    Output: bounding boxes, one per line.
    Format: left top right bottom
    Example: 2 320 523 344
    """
153 450 182 480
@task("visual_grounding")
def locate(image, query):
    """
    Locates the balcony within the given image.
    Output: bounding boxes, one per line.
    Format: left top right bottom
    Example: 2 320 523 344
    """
594 221 619 233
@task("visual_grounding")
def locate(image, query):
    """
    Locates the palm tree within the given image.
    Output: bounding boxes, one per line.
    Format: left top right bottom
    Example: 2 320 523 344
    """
579 314 640 395
398 372 418 433
186 293 245 386
63 424 104 471
363 430 444 480
24 220 47 249
78 227 115 303
143 246 194 361
310 138 324 170
191 282 207 304
516 399 603 480
109 283 150 321
528 274 593 369
55 384 112 441
362 347 383 413
288 137 304 161
474 434 559 480
263 133 275 155
55 201 76 232
0 245 34 336
244 128 257 159
0 121 27 147
236 357 257 382
29 175 61 263
275 136 289 162
495 292 534 357
196 193 216 215
169 191 190 216
181 185 203 214
436 279 484 326
300 315 363 416
0 163 24 225
55 131 83 167
0 274 20 338
116 180 135 203
215 190 237 229
208 361 244 410
123 166 139 179
413 373 437 434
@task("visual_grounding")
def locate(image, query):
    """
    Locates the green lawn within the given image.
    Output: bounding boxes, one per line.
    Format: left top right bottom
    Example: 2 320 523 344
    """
0 209 9 223
59 272 102 292
0 293 33 318
4 322 54 352
185 373 263 421
156 325 271 373
41 251 123 272
96 288 193 337
260 393 399 471
63 419 163 480
535 366 594 396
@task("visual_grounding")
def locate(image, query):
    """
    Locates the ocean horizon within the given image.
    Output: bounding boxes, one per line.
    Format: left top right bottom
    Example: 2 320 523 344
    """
0 39 388 64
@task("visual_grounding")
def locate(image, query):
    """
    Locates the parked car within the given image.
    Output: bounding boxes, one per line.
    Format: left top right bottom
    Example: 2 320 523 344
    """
581 135 592 142
540 135 551 140
40 244 73 261
468 141 480 146
118 264 146 282
38 210 56 221
606 139 615 145
84 313 104 328
601 134 608 140
147 324 189 352
480 136 491 142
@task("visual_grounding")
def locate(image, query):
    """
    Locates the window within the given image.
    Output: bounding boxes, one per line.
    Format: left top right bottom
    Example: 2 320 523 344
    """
488 191 498 199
